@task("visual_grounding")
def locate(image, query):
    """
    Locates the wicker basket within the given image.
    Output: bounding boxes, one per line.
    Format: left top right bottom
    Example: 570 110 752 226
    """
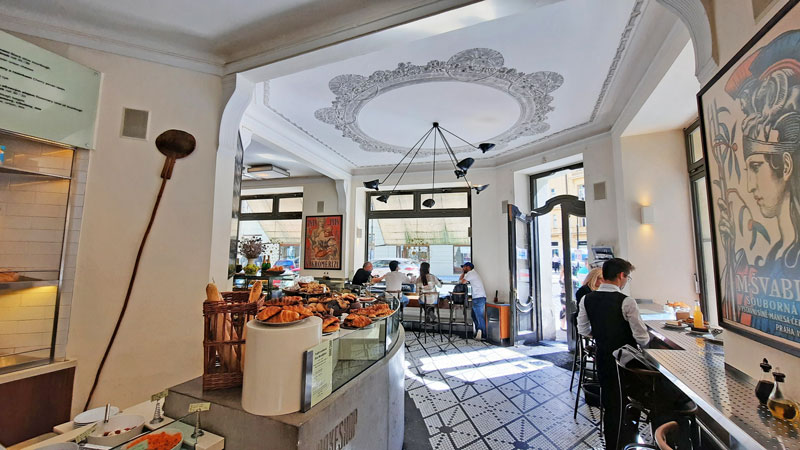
202 291 263 390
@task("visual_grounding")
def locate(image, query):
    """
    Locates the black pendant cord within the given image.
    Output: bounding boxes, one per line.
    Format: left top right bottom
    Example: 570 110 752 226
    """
439 125 480 151
438 130 474 190
430 129 437 200
380 126 434 185
84 176 169 411
389 127 432 193
436 128 461 171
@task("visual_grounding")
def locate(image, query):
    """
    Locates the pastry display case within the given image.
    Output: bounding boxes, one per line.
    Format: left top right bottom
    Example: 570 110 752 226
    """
0 131 77 374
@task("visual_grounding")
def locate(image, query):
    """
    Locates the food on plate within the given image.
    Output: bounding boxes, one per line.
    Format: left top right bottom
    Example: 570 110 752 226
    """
265 265 284 272
300 282 328 294
340 293 357 301
126 430 182 450
264 296 303 306
307 296 328 303
667 301 690 309
322 315 340 333
104 427 133 436
350 303 394 318
343 314 372 328
0 271 19 283
283 304 313 318
256 306 282 321
243 264 259 275
309 302 329 313
268 310 301 324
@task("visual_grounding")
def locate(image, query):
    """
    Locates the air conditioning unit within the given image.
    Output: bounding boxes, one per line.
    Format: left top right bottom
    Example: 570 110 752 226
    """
244 164 290 179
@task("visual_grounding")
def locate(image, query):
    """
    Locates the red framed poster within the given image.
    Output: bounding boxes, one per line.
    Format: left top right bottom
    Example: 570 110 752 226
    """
304 215 343 270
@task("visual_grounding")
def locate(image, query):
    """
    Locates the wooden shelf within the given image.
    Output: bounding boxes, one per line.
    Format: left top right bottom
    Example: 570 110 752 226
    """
0 165 70 179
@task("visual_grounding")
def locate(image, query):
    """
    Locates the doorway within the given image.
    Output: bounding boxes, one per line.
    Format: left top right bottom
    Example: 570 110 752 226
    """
530 164 586 349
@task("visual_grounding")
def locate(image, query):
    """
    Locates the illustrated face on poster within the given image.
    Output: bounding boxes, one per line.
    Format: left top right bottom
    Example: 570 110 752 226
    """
304 216 342 270
702 4 800 350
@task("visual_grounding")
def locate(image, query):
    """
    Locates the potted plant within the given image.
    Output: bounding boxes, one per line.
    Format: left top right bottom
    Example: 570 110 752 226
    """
239 237 265 274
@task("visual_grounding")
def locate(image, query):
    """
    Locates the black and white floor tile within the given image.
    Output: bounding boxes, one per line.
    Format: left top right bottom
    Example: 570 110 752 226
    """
403 333 604 450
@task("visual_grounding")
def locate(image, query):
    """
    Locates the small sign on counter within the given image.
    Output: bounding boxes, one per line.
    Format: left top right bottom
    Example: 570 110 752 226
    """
301 340 333 411
188 402 211 413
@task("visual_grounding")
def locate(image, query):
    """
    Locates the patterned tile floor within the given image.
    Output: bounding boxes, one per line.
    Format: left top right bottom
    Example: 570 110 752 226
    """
404 332 605 450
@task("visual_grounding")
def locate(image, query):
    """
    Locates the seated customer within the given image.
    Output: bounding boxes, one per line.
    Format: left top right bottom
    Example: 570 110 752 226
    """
351 262 384 286
577 258 648 449
383 260 410 306
415 262 442 322
575 267 603 316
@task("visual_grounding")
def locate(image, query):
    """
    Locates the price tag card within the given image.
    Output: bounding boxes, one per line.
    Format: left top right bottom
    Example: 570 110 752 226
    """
74 423 97 443
151 389 169 402
188 402 211 413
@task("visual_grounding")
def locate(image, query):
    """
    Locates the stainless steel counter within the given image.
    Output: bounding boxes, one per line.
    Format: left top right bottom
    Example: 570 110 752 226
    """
645 321 800 450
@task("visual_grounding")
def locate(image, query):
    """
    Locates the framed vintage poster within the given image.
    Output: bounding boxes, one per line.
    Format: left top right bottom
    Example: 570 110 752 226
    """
304 215 343 270
699 0 800 355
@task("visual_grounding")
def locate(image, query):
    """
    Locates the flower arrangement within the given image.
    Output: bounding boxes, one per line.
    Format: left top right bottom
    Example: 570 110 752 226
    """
239 236 265 259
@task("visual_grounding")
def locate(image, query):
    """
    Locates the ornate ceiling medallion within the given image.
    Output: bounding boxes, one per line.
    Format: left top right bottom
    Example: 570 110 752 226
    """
314 48 563 156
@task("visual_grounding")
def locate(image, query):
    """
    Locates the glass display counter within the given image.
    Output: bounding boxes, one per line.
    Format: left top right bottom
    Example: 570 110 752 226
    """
108 412 201 450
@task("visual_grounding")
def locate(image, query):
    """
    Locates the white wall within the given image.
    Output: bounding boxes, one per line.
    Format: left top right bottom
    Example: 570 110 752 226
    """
9 32 224 414
621 130 698 304
300 178 349 279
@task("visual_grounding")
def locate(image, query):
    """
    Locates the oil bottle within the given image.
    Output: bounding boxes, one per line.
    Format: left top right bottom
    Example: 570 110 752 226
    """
767 368 798 421
755 359 774 404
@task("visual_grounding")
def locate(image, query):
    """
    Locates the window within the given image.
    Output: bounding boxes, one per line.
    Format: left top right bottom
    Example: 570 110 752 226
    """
238 192 302 268
685 119 717 319
366 188 471 282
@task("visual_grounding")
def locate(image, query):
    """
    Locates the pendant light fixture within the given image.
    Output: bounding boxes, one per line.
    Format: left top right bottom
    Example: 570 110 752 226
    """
362 122 492 207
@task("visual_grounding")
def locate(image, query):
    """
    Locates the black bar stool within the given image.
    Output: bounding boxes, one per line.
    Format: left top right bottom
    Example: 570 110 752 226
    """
385 290 404 323
573 334 602 424
418 291 442 344
445 292 469 342
615 360 698 450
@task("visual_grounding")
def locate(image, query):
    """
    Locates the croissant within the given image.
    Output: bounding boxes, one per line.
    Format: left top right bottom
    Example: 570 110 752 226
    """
265 296 302 306
344 314 372 328
257 306 282 321
268 310 301 323
284 304 312 317
323 323 340 333
322 316 339 328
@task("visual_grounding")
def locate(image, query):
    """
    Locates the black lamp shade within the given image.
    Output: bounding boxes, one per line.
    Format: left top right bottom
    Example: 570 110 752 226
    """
456 157 474 171
363 179 380 190
454 169 467 178
478 143 495 153
376 194 390 203
473 184 489 194
422 198 436 208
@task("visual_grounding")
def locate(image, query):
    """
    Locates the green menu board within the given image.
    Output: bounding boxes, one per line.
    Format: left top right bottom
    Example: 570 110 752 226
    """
301 340 333 411
0 31 100 149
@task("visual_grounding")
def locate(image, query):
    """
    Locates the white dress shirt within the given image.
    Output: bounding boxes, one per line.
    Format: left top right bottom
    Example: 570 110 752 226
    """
383 271 408 292
577 283 650 347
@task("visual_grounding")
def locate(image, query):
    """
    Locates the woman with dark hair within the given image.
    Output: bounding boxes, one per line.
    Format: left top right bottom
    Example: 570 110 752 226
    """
415 262 442 323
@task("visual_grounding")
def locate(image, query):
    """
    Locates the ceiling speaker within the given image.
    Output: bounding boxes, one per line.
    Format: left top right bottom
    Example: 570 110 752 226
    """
593 182 606 200
121 108 149 139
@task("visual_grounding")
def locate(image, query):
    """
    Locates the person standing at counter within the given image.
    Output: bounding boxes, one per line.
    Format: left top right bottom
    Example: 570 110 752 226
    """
577 258 649 449
384 260 410 306
459 262 487 340
352 262 383 286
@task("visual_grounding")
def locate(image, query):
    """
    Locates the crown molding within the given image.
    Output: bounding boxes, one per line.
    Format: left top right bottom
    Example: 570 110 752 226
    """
0 12 226 75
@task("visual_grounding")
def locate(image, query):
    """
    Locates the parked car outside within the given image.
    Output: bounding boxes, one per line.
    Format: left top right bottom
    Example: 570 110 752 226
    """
275 258 300 273
371 258 420 278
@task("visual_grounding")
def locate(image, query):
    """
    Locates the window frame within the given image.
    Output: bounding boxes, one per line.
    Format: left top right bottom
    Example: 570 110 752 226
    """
239 192 303 221
685 118 715 315
364 187 472 271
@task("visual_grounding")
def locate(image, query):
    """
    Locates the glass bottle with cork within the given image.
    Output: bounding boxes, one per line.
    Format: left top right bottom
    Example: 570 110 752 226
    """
767 368 798 421
755 358 774 404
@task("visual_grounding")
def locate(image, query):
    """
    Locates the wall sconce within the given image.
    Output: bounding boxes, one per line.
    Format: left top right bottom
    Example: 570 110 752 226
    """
640 205 655 224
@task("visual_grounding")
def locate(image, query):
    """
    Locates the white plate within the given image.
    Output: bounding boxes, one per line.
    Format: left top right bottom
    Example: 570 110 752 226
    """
74 405 120 425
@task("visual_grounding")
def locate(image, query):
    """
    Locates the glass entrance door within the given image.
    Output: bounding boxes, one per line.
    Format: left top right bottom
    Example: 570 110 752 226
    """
508 204 536 344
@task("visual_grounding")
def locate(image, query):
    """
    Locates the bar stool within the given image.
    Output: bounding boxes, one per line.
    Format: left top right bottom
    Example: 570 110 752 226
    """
573 334 601 422
446 292 470 342
615 360 698 450
623 421 681 450
418 291 442 344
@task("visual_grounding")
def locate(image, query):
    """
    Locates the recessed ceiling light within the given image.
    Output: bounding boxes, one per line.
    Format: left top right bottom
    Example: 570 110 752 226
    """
244 164 290 179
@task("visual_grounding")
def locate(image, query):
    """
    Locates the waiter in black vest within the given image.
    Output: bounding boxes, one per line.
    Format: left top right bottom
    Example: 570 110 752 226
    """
577 258 649 449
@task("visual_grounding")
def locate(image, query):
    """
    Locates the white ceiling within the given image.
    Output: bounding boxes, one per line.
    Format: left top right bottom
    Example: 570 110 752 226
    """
260 0 640 168
622 42 699 137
